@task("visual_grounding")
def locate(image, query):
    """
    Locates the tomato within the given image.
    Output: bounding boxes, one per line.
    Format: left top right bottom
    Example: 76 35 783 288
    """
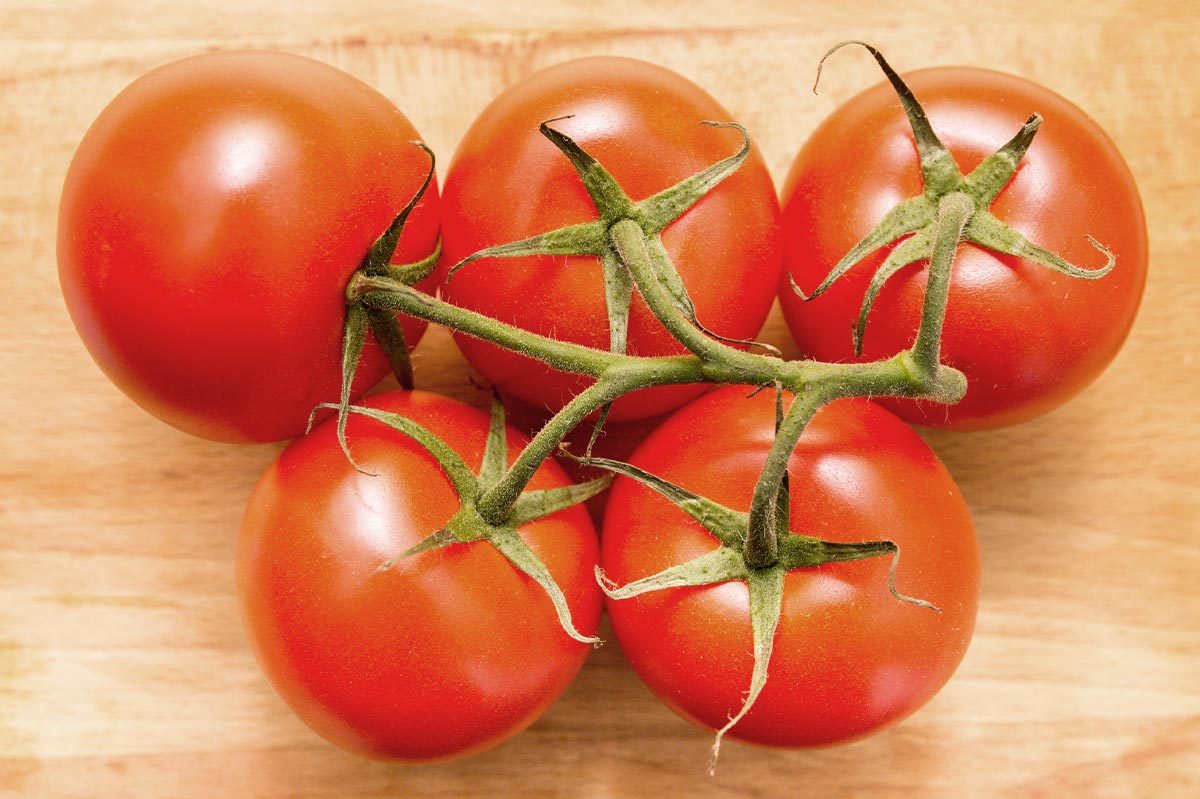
438 56 782 420
237 390 602 760
601 387 979 746
58 51 439 443
779 67 1147 428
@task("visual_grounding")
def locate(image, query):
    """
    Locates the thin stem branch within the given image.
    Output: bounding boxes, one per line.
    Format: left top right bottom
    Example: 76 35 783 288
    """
609 219 763 371
476 373 667 523
743 388 828 569
355 277 632 377
911 192 974 375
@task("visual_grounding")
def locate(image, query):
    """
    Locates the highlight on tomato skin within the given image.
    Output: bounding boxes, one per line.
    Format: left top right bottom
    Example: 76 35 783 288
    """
57 50 440 443
437 55 784 422
236 390 603 762
778 66 1147 429
601 387 980 747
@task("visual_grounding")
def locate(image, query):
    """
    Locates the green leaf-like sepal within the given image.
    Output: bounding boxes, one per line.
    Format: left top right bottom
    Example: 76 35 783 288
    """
709 565 785 775
816 41 957 194
376 527 456 572
776 535 940 611
595 546 749 600
639 234 779 355
366 309 414 390
318 404 478 500
332 303 372 474
965 210 1116 279
446 221 608 280
386 238 443 286
637 121 751 234
852 227 935 355
478 393 509 491
489 526 601 645
771 385 791 542
964 114 1042 206
539 118 637 221
584 402 613 459
509 476 612 527
789 196 933 302
561 449 745 547
363 142 437 274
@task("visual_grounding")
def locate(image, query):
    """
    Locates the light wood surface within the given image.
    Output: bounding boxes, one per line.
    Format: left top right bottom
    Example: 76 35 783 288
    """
3 1 1198 796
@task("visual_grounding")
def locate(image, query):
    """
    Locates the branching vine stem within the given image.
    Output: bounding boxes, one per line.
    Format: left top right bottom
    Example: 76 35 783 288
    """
326 41 1121 768
350 192 970 532
475 376 638 525
912 192 974 375
742 388 829 568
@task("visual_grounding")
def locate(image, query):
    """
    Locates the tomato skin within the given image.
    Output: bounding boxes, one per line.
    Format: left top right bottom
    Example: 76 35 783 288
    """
779 67 1147 429
58 51 440 443
237 390 602 761
602 387 979 746
439 56 783 420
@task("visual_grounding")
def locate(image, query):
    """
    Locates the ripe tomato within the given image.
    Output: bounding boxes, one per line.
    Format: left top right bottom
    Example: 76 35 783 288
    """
439 56 782 420
779 67 1147 428
602 387 979 746
58 51 439 443
238 390 602 761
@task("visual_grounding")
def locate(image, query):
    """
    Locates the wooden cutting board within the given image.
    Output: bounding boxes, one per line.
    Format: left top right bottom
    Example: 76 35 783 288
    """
2 1 1197 796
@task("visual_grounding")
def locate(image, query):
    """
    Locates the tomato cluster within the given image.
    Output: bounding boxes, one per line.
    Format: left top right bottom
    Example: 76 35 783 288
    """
58 48 1145 764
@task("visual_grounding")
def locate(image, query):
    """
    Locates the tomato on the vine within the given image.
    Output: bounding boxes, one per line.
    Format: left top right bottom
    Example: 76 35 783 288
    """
439 56 783 420
601 387 979 746
58 51 439 443
237 390 602 761
779 67 1147 429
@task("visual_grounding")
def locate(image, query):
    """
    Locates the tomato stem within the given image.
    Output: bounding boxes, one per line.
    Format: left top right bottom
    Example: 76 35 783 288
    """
608 219 757 365
355 277 636 377
475 378 635 525
911 192 974 374
742 388 828 570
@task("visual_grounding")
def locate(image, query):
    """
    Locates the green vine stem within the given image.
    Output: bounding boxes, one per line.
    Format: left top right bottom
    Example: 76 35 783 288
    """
352 271 968 510
325 41 1119 767
741 388 828 569
475 377 636 525
912 192 975 374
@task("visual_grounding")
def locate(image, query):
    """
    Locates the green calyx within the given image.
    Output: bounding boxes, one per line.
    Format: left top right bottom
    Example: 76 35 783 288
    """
445 117 778 444
322 394 609 646
565 447 937 772
449 117 778 358
793 40 1117 356
330 142 442 473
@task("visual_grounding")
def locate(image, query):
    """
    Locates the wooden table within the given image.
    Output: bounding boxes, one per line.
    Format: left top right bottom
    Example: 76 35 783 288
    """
3 1 1197 796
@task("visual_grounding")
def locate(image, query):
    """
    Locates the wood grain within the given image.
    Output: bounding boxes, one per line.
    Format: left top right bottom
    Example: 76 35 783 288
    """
2 1 1198 796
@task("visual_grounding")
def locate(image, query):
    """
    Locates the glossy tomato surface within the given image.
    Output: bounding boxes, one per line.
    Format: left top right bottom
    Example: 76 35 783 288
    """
439 56 782 420
779 68 1147 428
602 387 979 746
237 391 602 761
58 51 439 442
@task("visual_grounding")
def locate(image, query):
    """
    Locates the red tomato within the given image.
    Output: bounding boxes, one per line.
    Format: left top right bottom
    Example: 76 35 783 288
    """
58 51 439 443
602 387 979 746
779 67 1147 428
238 390 602 761
439 56 782 420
